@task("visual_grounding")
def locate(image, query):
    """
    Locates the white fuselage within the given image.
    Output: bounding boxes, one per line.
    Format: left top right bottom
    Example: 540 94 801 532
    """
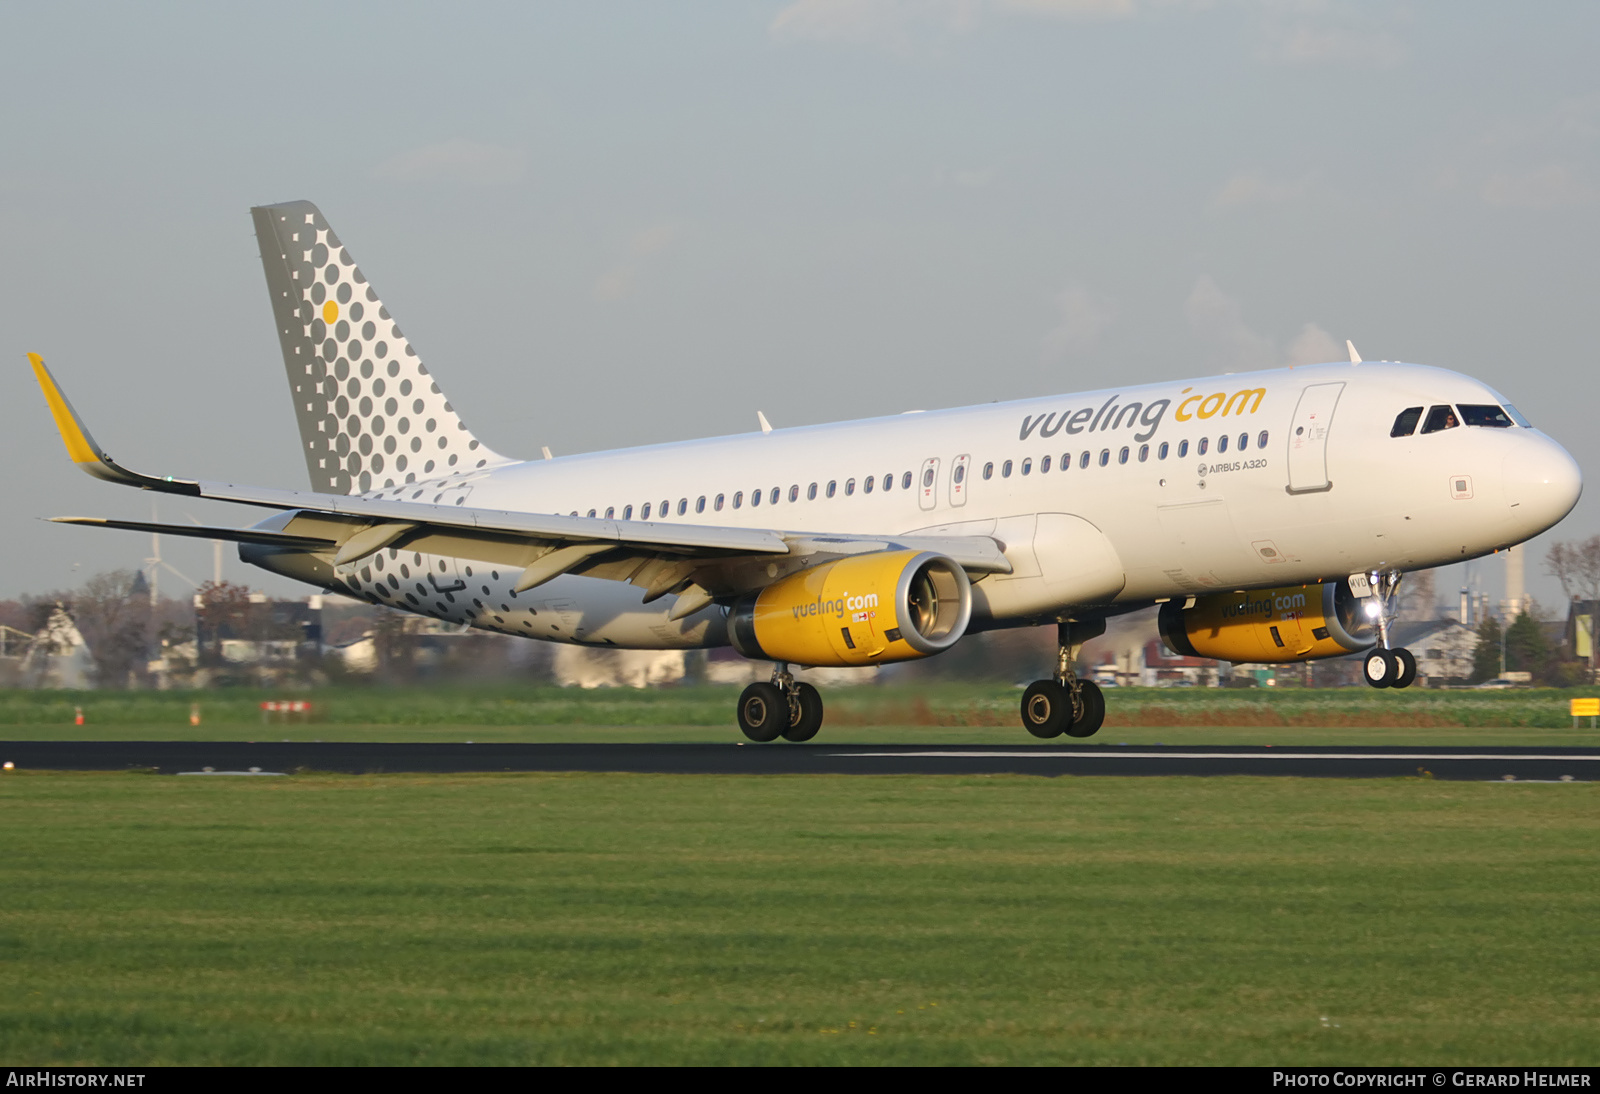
296 361 1581 651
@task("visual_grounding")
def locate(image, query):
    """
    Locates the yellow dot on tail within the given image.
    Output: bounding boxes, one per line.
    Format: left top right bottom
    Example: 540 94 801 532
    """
322 300 339 324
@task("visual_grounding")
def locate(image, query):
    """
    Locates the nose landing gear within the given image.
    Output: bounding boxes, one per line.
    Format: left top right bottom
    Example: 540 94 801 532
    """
1362 569 1418 689
1020 620 1107 739
737 663 825 743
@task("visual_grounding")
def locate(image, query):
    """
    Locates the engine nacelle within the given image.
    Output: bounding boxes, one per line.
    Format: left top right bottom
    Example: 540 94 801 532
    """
727 550 972 667
1158 580 1376 664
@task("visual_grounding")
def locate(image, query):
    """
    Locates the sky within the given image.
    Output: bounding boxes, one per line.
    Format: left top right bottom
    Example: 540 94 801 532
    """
2 1 1596 612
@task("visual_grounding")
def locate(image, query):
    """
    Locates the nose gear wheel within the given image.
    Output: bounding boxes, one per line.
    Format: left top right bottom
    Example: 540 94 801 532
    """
1362 570 1417 690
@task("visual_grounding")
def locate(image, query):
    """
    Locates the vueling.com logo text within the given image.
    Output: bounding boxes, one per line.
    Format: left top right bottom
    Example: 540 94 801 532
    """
1017 385 1267 444
792 592 879 621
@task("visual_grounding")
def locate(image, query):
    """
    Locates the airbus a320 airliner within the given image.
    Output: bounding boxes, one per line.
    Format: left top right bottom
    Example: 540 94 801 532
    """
29 201 1583 741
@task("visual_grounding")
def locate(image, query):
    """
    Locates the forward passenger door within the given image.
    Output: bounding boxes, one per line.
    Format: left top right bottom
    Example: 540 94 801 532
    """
1287 383 1344 494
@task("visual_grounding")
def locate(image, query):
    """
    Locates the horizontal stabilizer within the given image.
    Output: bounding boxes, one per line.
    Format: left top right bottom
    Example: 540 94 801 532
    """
50 517 333 549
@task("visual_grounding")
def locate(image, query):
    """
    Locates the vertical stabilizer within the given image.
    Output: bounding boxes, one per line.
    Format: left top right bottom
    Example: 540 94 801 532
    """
251 200 507 495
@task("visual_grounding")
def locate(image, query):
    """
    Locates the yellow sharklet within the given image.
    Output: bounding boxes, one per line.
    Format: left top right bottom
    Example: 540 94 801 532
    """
28 352 103 465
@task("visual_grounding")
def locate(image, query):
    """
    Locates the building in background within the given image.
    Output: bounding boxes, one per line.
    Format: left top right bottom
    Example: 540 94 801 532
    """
19 607 95 689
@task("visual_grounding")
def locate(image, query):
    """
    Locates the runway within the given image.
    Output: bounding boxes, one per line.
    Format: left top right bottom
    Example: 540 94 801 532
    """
1 741 1596 780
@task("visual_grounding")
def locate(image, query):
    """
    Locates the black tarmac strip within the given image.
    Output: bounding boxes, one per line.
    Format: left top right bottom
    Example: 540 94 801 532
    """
0 741 1597 780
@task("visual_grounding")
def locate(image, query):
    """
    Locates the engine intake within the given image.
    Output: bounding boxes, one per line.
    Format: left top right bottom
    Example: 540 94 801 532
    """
1158 579 1376 664
728 549 972 667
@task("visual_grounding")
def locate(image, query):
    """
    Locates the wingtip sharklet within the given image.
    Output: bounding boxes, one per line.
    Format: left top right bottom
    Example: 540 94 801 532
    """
26 353 199 493
27 352 107 467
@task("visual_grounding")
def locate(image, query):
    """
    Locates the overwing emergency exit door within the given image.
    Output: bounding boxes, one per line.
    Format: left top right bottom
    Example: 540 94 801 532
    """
918 457 940 511
948 454 969 508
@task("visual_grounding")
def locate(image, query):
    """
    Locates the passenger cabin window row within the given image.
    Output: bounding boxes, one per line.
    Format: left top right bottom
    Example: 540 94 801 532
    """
1391 403 1521 437
979 431 1270 479
565 427 1280 518
568 469 930 521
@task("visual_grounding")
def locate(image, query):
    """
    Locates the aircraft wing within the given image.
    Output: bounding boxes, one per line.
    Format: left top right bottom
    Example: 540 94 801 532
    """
30 354 1010 614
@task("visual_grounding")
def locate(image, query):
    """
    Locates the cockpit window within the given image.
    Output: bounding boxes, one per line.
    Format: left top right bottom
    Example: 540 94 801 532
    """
1458 404 1513 428
1420 405 1459 434
1391 407 1423 437
1503 404 1532 428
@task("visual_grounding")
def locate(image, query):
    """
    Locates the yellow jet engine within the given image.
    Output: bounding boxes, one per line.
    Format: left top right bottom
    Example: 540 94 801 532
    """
1158 580 1376 664
727 550 971 667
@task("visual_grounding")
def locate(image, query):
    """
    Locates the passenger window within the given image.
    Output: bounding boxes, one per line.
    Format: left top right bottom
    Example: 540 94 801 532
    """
605 507 614 519
1391 407 1423 437
827 481 837 498
587 509 597 518
695 496 706 514
1158 442 1169 460
642 502 652 519
902 471 913 490
922 468 934 487
1458 404 1513 428
1002 460 1013 478
953 465 965 484
661 499 671 518
1217 435 1228 454
1198 437 1209 455
1079 451 1089 469
1098 449 1109 467
1118 446 1129 464
623 505 633 520
982 463 993 480
1177 440 1189 458
715 494 724 511
772 487 782 505
807 483 817 500
845 478 856 495
785 485 795 502
1041 455 1052 473
864 475 875 494
678 498 688 516
1138 444 1149 462
1021 458 1032 476
1421 405 1459 434
1237 433 1248 451
733 492 742 509
751 489 761 507
882 474 893 491
1258 431 1269 448
1060 452 1070 470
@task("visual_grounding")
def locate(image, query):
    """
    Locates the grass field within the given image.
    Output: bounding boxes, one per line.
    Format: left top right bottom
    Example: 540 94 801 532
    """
1 771 1596 1065
3 684 1599 746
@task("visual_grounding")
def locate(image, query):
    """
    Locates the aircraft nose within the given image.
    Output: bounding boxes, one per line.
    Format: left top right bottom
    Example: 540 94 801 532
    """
1503 435 1582 535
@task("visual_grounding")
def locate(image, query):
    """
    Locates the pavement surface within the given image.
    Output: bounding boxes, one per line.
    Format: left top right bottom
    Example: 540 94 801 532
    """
1 741 1596 780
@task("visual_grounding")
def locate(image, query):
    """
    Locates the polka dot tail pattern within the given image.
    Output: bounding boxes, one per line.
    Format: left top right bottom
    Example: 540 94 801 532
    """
251 201 506 497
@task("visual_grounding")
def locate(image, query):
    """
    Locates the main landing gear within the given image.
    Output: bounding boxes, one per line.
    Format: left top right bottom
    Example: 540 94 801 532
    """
737 663 824 743
1020 620 1107 740
1361 569 1417 690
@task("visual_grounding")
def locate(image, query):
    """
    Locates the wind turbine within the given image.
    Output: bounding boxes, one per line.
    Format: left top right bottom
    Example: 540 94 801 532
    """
142 504 199 606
